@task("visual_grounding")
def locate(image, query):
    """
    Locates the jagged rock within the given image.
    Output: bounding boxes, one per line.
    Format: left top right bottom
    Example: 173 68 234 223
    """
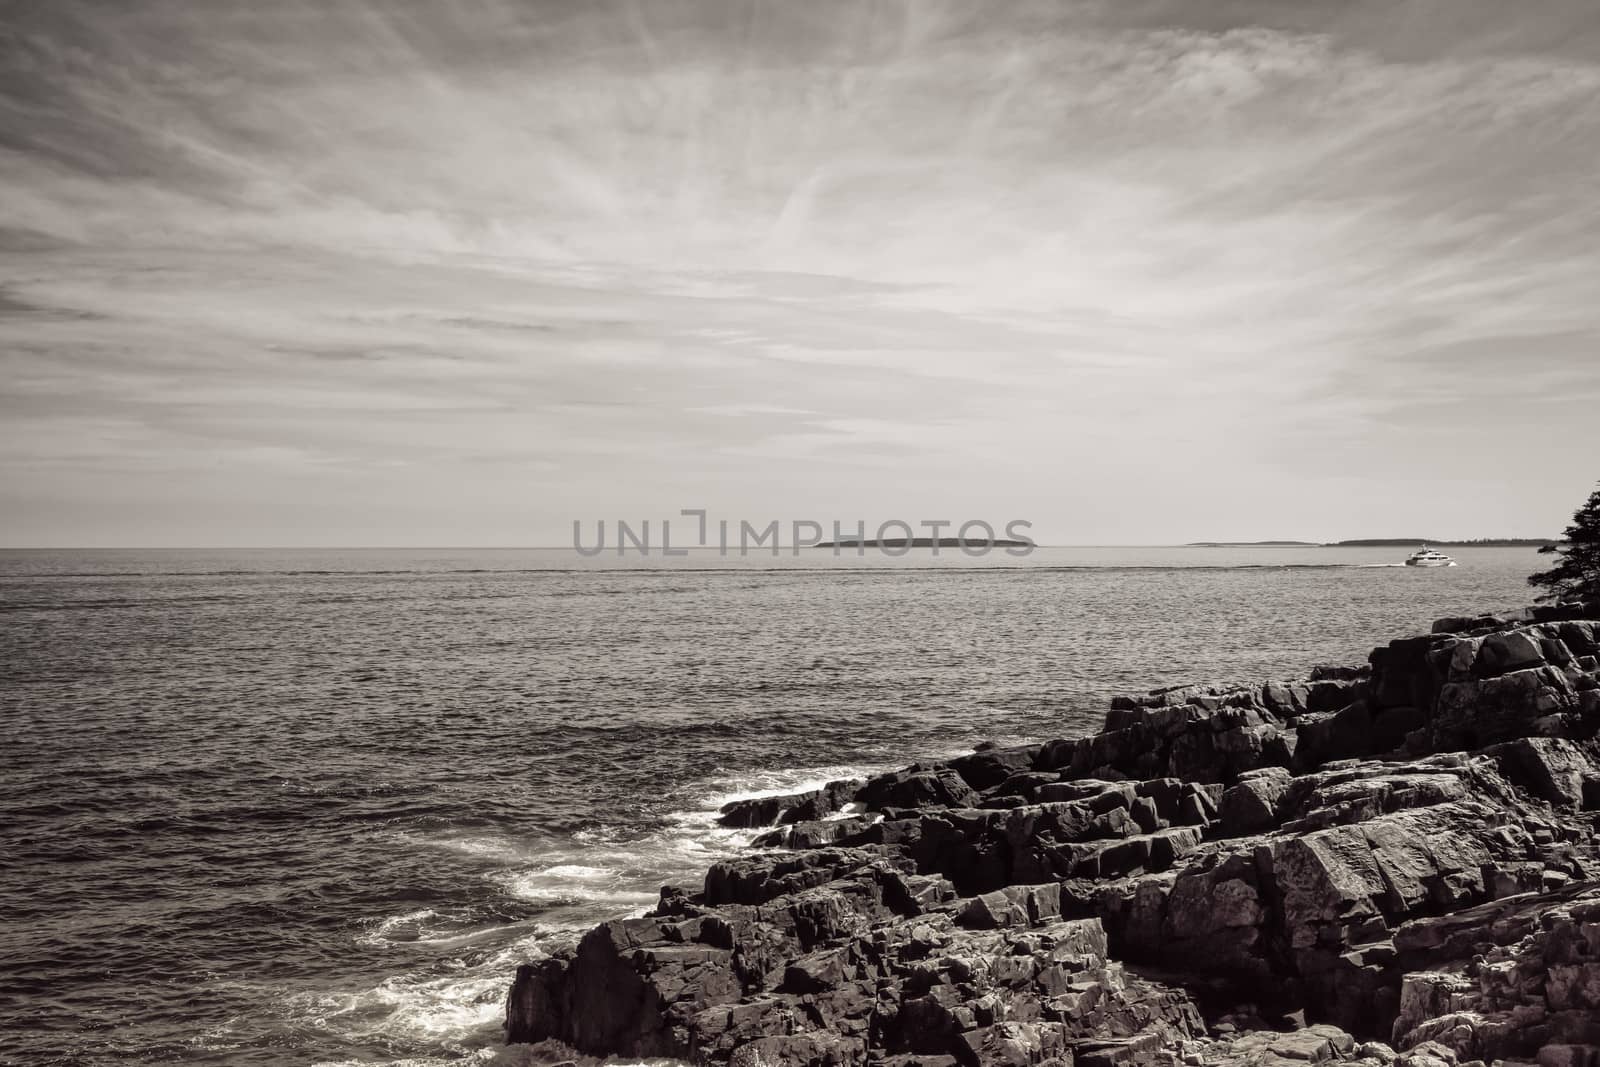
1381 880 1600 1062
957 883 1063 929
1433 667 1582 749
508 609 1600 1067
703 847 886 905
1220 767 1292 835
861 767 983 811
718 779 865 828
1394 1041 1458 1067
1484 737 1597 810
728 1031 865 1067
754 815 877 850
1295 703 1377 770
719 789 818 828
1203 1023 1358 1065
949 745 1045 791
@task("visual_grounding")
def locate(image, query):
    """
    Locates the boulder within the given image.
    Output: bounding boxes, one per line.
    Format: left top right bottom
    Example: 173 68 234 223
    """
1432 667 1580 749
861 767 982 811
1295 703 1377 771
1219 767 1292 835
1484 737 1596 811
948 744 1044 791
718 778 863 828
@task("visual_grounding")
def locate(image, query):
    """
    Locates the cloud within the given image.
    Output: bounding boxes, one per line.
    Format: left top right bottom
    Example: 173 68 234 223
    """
1 0 1597 544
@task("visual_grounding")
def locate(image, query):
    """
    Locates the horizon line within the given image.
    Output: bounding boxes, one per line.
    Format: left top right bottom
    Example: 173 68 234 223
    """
0 541 1558 552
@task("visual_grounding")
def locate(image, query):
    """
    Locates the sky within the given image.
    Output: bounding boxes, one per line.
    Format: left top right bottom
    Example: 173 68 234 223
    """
1 0 1597 546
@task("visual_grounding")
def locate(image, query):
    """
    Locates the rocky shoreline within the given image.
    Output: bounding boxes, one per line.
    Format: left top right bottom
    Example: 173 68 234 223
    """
505 604 1600 1067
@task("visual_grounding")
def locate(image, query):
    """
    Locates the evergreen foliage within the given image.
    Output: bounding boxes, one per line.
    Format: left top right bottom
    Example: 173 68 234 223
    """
1528 483 1600 603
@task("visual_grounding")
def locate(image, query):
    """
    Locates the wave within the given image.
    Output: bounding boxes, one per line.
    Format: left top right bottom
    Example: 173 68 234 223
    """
332 757 907 1058
283 966 509 1056
687 761 890 812
500 873 657 911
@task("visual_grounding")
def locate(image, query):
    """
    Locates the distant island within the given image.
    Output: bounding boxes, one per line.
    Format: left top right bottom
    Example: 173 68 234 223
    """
1186 541 1319 547
1329 538 1555 547
816 537 1034 549
1187 538 1555 548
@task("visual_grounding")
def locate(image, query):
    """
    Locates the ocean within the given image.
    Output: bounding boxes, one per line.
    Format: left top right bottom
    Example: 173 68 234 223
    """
0 546 1544 1066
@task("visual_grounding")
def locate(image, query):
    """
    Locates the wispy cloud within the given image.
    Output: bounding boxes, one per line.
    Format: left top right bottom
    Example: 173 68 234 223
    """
1 0 1597 544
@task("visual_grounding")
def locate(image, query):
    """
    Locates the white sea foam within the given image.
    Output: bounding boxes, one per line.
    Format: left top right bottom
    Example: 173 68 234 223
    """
331 758 958 1064
824 802 867 821
501 871 657 910
355 907 441 946
538 863 613 879
691 761 885 812
393 833 533 863
484 771 892 924
350 970 506 1038
294 929 562 1066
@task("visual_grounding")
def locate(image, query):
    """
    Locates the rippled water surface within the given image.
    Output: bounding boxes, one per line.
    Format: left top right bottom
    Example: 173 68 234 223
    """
0 546 1542 1065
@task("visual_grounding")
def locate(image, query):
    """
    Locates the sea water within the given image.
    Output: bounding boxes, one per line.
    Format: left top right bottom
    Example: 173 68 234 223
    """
0 546 1540 1065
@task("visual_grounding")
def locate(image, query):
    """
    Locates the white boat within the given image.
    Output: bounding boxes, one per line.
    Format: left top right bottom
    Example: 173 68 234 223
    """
1405 546 1456 567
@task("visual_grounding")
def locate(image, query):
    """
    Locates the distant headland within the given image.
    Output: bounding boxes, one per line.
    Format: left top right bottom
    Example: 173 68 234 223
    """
1187 538 1555 547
